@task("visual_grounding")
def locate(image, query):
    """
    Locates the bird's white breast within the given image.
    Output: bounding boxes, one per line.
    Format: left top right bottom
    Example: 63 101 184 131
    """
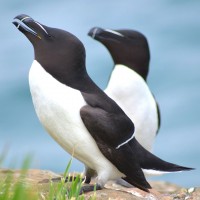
28 60 123 180
105 64 158 152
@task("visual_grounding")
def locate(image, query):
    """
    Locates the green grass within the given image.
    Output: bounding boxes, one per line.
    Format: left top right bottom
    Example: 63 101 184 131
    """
0 155 38 200
46 158 85 200
0 153 96 200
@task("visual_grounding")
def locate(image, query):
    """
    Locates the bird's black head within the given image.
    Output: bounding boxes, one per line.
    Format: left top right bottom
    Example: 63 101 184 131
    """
13 14 86 86
88 27 150 80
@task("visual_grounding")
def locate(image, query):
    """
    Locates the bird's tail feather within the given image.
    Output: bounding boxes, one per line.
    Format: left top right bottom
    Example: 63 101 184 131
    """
122 176 151 192
129 139 194 174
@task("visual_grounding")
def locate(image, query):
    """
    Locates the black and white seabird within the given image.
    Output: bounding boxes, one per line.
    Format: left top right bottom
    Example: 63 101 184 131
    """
88 27 160 152
13 14 193 193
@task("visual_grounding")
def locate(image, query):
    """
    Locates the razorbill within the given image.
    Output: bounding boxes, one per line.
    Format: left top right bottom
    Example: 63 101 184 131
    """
13 14 193 193
88 27 160 152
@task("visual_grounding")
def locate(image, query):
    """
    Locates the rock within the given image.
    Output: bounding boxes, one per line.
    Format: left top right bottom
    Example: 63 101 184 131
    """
0 169 198 199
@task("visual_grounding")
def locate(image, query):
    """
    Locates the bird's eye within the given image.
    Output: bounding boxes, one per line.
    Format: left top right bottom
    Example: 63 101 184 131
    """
47 34 55 39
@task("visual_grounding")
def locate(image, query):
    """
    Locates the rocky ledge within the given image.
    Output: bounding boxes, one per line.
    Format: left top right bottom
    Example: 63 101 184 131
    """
0 169 198 200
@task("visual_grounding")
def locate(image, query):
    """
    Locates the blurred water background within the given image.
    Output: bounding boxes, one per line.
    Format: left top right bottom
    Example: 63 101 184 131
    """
0 0 199 188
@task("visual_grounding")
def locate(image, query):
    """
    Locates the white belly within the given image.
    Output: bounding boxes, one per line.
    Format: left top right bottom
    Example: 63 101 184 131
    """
29 60 123 181
105 64 158 152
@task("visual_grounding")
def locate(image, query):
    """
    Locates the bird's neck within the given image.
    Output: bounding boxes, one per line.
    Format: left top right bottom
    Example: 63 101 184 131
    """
113 62 148 81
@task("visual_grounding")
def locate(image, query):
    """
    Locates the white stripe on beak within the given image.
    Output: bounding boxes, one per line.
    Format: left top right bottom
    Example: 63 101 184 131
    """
105 29 124 37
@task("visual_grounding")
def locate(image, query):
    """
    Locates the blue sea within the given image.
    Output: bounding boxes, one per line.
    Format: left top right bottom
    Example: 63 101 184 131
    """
0 0 199 188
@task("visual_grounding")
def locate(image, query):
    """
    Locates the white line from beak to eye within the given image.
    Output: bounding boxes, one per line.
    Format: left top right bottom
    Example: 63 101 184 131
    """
34 21 49 35
105 29 124 37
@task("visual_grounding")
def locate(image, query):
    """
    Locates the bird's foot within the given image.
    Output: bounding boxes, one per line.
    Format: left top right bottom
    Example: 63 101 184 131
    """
79 183 102 194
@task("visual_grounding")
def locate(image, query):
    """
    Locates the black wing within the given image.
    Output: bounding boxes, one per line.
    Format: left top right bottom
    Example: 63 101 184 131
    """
151 93 161 134
80 104 134 148
80 104 151 191
155 101 161 134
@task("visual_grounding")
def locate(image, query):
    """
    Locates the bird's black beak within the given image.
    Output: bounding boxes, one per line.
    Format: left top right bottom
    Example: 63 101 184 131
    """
88 27 124 43
88 27 105 40
13 14 50 41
